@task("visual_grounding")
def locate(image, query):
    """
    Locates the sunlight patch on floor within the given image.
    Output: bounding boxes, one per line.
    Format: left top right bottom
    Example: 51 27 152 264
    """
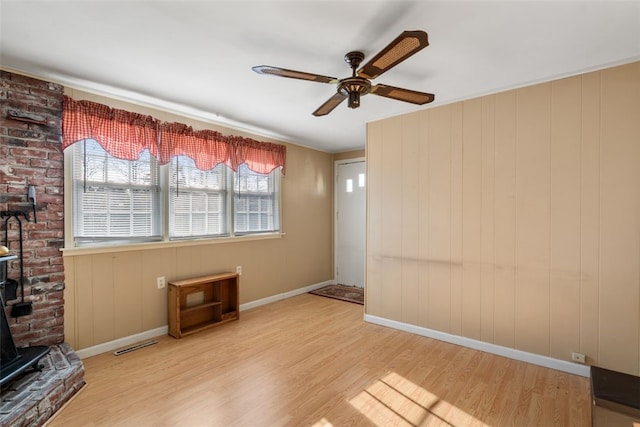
311 418 333 427
349 371 489 426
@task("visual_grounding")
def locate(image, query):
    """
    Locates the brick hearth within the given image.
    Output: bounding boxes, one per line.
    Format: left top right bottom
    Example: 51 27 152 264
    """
0 344 85 426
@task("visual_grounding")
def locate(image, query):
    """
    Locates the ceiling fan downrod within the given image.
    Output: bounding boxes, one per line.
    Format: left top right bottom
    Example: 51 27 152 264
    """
340 51 371 109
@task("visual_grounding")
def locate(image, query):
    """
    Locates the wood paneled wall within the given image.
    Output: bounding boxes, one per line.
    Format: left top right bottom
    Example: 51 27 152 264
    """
62 92 335 351
366 61 640 375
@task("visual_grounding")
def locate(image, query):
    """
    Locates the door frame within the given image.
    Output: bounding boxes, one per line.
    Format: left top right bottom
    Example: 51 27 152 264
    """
334 157 366 287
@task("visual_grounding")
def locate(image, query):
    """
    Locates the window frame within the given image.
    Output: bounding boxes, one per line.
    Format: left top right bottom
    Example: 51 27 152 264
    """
233 163 281 236
70 139 163 246
169 157 231 240
64 143 282 249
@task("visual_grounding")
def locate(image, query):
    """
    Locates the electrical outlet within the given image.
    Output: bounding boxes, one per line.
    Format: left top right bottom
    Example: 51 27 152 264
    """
571 352 586 364
157 276 166 289
236 266 242 276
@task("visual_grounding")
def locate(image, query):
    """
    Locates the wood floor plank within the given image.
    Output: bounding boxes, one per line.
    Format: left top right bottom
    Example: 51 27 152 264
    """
48 293 590 426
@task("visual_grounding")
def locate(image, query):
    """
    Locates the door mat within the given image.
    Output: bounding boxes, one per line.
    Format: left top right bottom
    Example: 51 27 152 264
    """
309 284 364 305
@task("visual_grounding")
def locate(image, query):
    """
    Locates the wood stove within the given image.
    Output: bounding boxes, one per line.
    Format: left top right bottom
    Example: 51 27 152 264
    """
0 255 49 387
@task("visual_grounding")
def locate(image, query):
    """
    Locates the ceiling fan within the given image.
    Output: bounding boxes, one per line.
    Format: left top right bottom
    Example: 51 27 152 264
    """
252 30 435 116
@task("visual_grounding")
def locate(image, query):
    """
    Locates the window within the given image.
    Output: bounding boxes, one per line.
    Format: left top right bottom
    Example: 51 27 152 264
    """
346 179 353 193
170 157 228 238
234 164 280 235
70 142 280 246
63 97 285 247
72 139 161 245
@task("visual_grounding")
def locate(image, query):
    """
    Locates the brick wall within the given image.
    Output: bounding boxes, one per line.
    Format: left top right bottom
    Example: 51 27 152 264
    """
0 70 65 347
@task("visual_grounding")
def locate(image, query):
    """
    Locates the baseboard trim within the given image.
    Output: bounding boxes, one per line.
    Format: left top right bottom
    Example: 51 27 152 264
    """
75 326 168 360
74 279 335 359
239 280 335 311
364 314 591 378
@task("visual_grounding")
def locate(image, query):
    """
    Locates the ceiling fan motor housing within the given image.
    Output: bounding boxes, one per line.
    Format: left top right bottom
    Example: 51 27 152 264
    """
338 77 371 109
340 51 370 109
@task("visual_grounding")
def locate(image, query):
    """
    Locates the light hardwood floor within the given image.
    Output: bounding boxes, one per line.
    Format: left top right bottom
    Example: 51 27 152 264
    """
49 293 591 426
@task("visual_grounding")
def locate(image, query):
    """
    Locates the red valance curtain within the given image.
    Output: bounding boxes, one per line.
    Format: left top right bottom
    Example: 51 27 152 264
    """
158 123 235 171
62 97 160 160
62 96 286 174
230 136 287 176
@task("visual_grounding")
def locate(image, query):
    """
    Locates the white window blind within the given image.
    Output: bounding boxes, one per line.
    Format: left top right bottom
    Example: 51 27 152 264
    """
169 156 228 238
234 164 280 234
72 139 161 244
70 142 281 246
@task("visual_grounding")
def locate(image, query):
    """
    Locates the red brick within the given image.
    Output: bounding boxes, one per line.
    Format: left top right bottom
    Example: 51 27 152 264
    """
28 104 63 118
64 369 86 390
26 308 56 320
45 185 63 195
7 158 33 169
31 265 63 276
9 147 49 158
28 230 63 239
30 85 64 98
2 70 64 348
37 193 64 204
12 329 46 343
50 258 64 267
44 200 65 211
45 168 64 178
28 158 63 169
22 240 46 250
25 139 61 151
35 247 62 258
23 176 62 187
0 117 29 129
29 317 63 332
47 150 63 161
46 133 63 143
7 91 48 106
1 78 31 94
8 128 45 140
8 73 59 91
45 290 64 301
5 320 30 334
39 213 64 225
24 257 51 268
46 273 65 283
29 328 63 345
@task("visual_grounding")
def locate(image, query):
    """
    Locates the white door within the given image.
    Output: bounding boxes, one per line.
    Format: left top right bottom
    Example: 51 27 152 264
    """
335 160 366 288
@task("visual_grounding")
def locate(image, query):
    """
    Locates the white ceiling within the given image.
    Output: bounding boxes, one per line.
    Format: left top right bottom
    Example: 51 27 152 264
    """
1 1 639 153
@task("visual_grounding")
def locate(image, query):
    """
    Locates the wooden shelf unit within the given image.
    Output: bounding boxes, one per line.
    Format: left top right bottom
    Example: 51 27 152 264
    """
168 272 239 338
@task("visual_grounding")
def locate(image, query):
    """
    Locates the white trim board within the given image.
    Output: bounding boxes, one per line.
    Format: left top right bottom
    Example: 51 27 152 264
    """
75 326 168 360
239 280 334 311
364 314 591 378
74 280 335 359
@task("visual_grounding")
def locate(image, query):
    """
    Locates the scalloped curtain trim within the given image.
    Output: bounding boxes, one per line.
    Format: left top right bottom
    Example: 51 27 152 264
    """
62 96 286 174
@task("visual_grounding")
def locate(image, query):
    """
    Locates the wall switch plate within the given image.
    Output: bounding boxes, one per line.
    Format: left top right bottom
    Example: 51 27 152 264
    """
236 266 242 275
157 276 166 289
571 352 586 364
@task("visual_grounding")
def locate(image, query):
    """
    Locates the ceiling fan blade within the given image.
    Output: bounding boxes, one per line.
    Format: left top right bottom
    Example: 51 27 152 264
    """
371 84 435 105
357 30 429 80
313 93 347 116
252 65 338 84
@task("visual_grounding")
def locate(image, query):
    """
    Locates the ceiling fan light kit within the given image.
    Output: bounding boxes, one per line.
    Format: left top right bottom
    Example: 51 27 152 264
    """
252 30 435 116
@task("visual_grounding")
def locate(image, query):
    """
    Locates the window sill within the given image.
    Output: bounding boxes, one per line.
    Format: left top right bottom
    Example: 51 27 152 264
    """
61 232 285 257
